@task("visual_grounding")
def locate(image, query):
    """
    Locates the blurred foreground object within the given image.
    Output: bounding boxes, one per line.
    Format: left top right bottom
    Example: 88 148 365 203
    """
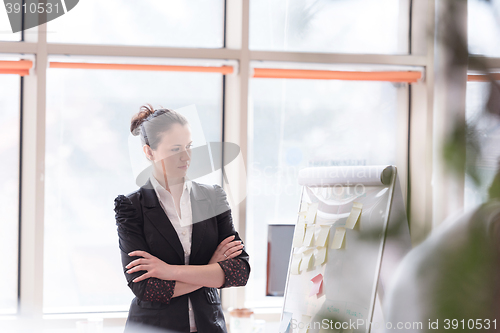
384 198 500 332
228 308 255 333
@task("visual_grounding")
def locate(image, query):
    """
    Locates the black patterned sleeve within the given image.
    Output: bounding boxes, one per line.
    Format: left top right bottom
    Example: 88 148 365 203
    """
211 185 251 289
143 279 176 303
114 194 176 304
217 258 250 288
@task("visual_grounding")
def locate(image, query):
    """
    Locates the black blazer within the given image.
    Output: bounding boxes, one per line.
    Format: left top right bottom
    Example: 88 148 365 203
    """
114 178 250 333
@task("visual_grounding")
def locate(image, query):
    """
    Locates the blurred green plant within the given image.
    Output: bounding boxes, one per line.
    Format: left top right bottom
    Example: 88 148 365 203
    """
433 204 499 328
443 117 481 185
397 1 500 330
440 0 500 194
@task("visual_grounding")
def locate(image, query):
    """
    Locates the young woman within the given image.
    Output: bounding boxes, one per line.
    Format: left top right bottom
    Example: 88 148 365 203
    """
114 104 250 333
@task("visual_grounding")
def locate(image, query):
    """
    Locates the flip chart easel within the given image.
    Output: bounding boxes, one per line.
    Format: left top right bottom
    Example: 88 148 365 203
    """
279 165 411 333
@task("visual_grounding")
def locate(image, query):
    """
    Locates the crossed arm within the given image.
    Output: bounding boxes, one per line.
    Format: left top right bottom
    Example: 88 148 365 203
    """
172 281 204 298
170 258 249 297
130 256 223 300
115 186 250 304
126 233 244 298
118 236 248 303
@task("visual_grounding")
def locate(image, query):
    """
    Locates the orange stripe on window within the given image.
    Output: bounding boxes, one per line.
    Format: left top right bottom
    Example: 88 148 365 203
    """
49 62 234 74
252 68 422 83
0 60 33 76
468 74 500 82
0 69 30 76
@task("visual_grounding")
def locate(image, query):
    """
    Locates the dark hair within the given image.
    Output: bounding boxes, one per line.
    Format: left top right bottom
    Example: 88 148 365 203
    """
130 103 189 150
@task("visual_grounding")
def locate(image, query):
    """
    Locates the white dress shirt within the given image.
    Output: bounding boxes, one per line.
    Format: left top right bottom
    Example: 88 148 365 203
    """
149 174 197 332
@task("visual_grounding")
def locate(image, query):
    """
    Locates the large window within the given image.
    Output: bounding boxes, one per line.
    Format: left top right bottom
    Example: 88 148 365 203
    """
464 81 500 210
250 0 409 54
0 9 21 41
44 67 223 312
468 0 500 57
245 76 405 306
0 74 20 314
466 0 500 209
47 0 224 48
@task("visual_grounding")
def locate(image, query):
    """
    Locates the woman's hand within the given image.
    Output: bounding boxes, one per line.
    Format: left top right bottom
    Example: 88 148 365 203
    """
208 235 244 265
126 250 175 282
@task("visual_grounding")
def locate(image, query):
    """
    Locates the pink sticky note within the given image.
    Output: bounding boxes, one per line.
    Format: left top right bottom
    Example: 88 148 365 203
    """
309 273 323 297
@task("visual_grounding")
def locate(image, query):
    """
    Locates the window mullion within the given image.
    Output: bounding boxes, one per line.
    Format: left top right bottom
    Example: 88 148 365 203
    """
19 22 47 319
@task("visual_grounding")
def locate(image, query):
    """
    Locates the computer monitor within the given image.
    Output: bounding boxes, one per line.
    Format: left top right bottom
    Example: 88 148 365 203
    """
266 224 294 296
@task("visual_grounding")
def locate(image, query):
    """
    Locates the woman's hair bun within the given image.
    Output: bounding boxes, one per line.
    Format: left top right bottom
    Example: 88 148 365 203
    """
131 103 156 136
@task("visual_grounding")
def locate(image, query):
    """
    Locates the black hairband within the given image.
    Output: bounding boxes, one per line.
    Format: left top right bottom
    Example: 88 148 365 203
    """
141 123 150 146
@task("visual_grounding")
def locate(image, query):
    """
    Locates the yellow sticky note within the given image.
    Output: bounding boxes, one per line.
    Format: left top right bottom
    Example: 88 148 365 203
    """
303 225 315 247
306 202 318 224
291 253 302 275
299 314 312 333
314 225 330 247
331 227 346 249
298 203 308 223
302 249 315 271
292 222 306 247
345 202 362 229
314 246 327 266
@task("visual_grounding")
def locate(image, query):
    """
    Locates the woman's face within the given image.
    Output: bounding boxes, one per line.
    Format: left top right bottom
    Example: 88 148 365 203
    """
150 123 192 180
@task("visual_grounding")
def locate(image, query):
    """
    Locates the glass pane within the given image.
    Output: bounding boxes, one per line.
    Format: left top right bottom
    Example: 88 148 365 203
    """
246 78 403 307
468 0 500 57
250 0 408 54
0 75 20 314
0 9 21 41
44 68 222 313
47 0 224 48
465 81 500 210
